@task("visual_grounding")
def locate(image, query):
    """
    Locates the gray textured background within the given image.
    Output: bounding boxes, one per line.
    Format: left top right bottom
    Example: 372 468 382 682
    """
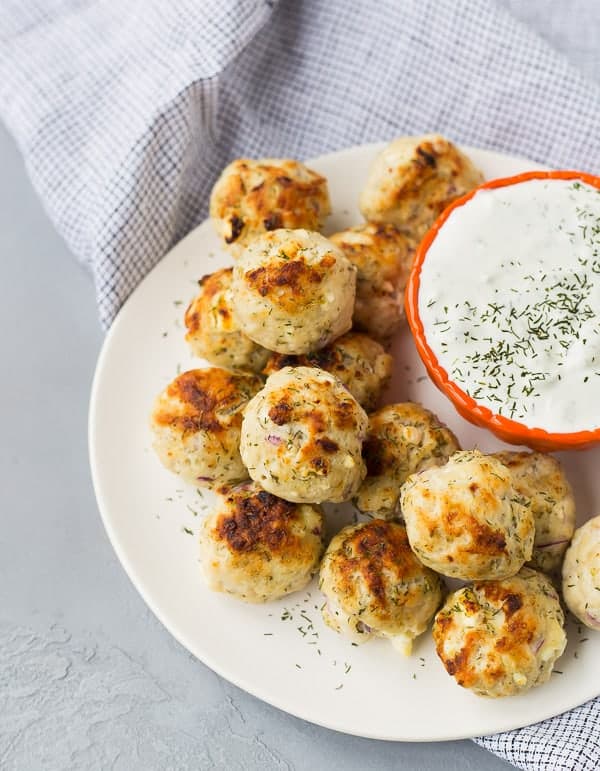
2 3 599 769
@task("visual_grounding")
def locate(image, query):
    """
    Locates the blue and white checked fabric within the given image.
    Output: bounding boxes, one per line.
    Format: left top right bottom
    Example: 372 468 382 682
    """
1 1 599 768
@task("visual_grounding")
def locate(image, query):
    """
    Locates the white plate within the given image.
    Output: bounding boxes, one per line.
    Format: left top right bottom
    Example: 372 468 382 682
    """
89 143 600 741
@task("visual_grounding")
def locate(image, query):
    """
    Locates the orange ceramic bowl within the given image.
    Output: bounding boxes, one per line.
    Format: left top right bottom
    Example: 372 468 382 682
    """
405 170 600 453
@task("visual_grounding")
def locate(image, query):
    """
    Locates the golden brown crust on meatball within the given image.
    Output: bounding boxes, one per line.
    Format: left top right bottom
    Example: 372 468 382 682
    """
354 402 460 519
319 520 443 653
329 222 416 340
325 521 433 607
264 378 359 470
209 158 331 250
400 450 534 580
433 569 566 697
263 332 392 411
184 268 269 372
184 272 223 337
359 135 483 238
493 451 576 575
214 485 319 555
245 252 337 312
153 368 256 434
200 482 324 603
231 229 356 354
151 368 262 485
240 367 368 503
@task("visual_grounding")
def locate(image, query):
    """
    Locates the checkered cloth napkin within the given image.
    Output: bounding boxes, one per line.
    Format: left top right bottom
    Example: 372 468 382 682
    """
1 1 599 767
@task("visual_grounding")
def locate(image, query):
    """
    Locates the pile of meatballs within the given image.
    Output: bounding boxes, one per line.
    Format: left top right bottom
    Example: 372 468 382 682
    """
150 134 600 699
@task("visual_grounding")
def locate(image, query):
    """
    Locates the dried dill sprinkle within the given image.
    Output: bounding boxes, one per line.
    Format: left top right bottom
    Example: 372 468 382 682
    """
420 179 600 431
182 527 193 535
440 268 597 419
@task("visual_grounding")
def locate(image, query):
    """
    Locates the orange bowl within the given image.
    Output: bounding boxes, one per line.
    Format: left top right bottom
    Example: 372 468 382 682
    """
405 170 600 453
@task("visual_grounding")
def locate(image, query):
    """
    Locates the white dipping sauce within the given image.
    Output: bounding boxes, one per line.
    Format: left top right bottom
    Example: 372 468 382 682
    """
418 178 600 433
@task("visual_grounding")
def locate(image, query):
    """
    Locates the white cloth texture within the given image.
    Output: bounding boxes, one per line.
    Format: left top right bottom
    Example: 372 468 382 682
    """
1 1 599 768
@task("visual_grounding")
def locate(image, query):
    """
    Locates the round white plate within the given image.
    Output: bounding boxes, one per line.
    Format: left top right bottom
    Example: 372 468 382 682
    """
89 143 600 741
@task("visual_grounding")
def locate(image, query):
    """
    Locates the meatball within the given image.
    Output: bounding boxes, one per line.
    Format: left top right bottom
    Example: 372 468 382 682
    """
231 229 356 354
184 268 269 372
150 368 262 486
319 520 443 655
262 332 392 411
199 481 324 603
209 158 331 251
562 516 600 630
354 402 460 520
359 134 483 238
400 450 534 580
329 222 416 340
240 366 368 503
494 451 576 575
433 568 566 697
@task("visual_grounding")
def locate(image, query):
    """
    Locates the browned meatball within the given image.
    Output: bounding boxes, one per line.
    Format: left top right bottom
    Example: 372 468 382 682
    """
320 520 443 655
184 268 269 372
150 368 262 486
330 222 416 340
354 402 460 519
199 481 324 602
263 332 392 411
360 134 483 238
209 158 331 251
434 569 566 697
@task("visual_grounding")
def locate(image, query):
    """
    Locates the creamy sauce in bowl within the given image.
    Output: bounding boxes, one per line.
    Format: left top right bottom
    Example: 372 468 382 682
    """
418 178 600 434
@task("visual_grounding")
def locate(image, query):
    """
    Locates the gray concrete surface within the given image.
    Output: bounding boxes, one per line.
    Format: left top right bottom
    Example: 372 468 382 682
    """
0 123 514 771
